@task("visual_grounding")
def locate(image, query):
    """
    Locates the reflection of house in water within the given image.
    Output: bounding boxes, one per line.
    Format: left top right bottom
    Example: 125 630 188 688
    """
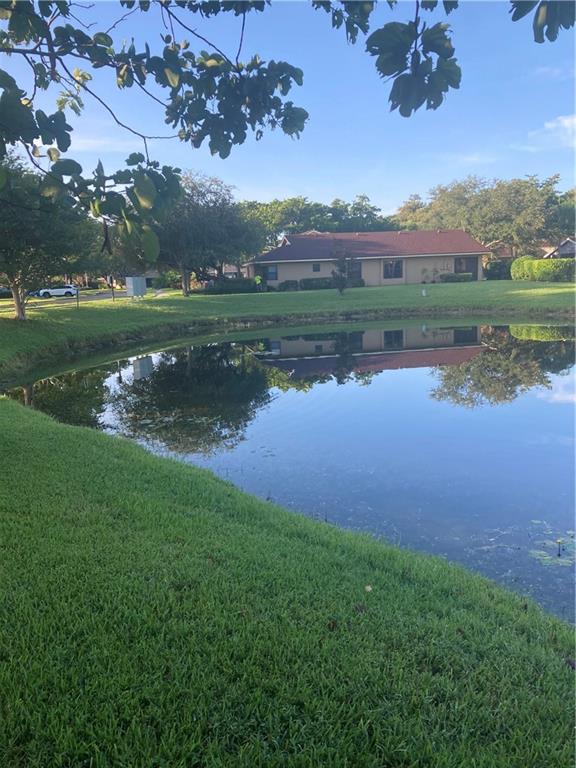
256 326 483 379
132 355 154 381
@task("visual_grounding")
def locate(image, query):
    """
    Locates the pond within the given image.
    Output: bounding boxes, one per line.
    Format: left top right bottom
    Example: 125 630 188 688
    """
7 321 575 621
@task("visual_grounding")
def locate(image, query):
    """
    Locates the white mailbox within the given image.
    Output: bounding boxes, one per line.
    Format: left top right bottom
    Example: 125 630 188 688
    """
126 276 147 297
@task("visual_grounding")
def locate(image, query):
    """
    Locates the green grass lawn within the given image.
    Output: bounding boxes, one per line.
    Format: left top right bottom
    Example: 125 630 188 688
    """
0 282 573 378
0 397 573 767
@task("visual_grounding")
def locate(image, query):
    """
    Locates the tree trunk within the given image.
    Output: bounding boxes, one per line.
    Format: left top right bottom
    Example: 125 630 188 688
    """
11 284 26 321
181 266 190 296
22 384 34 408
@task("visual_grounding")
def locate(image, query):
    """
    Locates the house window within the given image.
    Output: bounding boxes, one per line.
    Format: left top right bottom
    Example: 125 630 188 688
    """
383 259 403 279
454 257 478 279
453 327 478 345
312 263 321 272
263 264 278 281
383 330 404 349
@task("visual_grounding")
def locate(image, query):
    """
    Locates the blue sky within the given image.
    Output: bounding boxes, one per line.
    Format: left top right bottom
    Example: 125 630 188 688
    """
8 0 575 212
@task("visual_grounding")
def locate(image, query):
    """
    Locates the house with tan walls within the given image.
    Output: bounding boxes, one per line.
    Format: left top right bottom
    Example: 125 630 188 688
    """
244 229 490 287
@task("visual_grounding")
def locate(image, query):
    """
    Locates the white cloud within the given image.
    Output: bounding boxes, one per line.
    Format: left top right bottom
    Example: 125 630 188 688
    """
536 375 576 404
513 114 576 153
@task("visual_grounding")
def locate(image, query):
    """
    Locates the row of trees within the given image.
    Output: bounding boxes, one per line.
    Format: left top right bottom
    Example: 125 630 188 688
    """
240 195 397 245
394 176 574 257
2 154 573 319
1 149 403 317
0 155 269 316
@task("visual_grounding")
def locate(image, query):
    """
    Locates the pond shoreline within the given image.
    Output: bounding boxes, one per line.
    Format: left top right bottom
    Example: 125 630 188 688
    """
0 300 573 386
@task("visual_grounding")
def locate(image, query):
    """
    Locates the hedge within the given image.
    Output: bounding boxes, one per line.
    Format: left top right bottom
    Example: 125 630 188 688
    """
511 257 575 282
204 278 258 294
299 277 334 290
509 325 575 342
510 256 535 280
278 280 299 292
439 272 473 283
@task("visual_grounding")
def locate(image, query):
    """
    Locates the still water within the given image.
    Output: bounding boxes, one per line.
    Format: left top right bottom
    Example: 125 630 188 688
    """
9 322 575 620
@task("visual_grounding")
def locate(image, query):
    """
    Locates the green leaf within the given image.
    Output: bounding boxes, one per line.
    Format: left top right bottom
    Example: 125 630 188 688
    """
93 32 113 46
0 68 17 90
436 57 461 88
126 152 145 166
510 1 539 22
164 68 180 88
133 171 157 209
0 165 8 190
51 158 83 176
421 23 455 59
47 147 60 162
141 225 160 262
366 23 415 77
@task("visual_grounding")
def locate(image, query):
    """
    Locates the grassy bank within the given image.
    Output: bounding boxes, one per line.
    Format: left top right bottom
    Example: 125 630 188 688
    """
0 398 574 767
0 281 573 380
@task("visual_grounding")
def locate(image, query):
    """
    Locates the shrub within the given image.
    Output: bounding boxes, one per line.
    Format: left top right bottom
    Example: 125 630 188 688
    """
510 325 575 342
439 272 473 283
204 278 257 294
278 280 299 292
510 256 535 280
531 258 575 282
298 276 365 290
299 277 334 290
511 256 575 282
484 259 511 280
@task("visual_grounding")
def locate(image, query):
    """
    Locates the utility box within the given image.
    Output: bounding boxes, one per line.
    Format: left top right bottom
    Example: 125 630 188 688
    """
126 276 147 297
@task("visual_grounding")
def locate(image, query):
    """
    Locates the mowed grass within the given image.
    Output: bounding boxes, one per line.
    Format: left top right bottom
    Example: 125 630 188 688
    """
0 281 573 371
0 398 573 767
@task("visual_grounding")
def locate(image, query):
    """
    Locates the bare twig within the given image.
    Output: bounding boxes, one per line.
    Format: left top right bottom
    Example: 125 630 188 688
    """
105 7 139 35
235 10 246 66
58 61 178 145
161 4 236 69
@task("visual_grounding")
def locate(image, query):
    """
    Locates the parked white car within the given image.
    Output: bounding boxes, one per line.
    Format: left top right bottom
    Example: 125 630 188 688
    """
38 284 79 298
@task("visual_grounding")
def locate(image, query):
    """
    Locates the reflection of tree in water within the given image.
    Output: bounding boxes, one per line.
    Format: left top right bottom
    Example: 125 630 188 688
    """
8 367 114 427
110 343 272 454
431 327 575 408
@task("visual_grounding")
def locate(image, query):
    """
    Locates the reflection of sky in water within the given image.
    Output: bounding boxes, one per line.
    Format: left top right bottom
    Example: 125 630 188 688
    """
12 330 576 622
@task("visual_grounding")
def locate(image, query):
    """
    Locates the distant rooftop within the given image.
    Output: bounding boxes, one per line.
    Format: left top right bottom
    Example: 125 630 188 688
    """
250 229 490 263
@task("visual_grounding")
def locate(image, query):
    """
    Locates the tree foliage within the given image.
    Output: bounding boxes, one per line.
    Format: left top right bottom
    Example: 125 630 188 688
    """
394 175 570 255
0 153 89 318
157 172 266 293
0 1 572 184
241 194 397 245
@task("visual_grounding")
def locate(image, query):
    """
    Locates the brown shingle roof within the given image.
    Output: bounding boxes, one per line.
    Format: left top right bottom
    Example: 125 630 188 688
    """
251 229 489 263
